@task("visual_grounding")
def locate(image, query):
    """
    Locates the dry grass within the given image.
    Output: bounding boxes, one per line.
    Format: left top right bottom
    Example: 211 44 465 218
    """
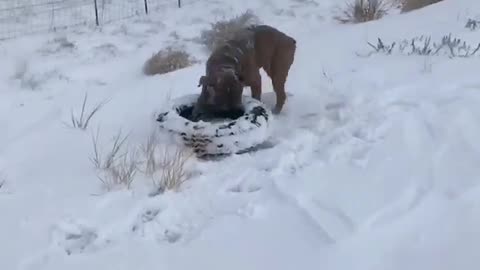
90 128 129 170
360 34 480 58
68 92 109 130
150 146 193 195
401 0 443 12
90 127 193 193
199 10 260 52
143 46 197 76
0 177 5 191
139 128 161 177
97 151 139 191
334 0 388 24
0 171 7 192
139 128 193 195
90 128 139 191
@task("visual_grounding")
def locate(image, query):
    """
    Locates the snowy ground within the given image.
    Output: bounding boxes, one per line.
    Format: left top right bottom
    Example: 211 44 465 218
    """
2 0 480 269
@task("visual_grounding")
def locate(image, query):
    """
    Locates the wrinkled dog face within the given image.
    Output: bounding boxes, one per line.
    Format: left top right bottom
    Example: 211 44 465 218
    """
197 70 244 113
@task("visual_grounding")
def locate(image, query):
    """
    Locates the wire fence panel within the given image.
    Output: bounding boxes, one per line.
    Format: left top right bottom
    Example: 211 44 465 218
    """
0 0 189 41
146 0 176 11
97 0 144 24
0 0 95 40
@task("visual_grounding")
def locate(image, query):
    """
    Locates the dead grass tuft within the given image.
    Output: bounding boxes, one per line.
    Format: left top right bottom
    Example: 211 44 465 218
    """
67 92 109 130
150 146 193 195
90 128 138 191
97 150 139 191
143 46 197 76
401 0 443 12
139 128 161 177
334 0 388 24
139 128 193 195
90 127 193 193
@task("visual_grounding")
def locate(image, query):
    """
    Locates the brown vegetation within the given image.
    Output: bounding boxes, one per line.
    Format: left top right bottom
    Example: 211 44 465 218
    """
401 0 443 12
334 0 388 24
143 46 197 76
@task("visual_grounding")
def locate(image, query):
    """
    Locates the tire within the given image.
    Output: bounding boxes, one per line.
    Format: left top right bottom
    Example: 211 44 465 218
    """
156 94 272 158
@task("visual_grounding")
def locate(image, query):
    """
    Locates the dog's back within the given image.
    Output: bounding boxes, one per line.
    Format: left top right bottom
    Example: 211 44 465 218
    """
247 24 296 72
205 29 255 78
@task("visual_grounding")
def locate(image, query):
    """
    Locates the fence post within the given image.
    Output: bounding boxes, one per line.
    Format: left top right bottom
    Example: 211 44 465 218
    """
50 1 56 31
144 0 149 14
178 0 181 8
93 0 99 26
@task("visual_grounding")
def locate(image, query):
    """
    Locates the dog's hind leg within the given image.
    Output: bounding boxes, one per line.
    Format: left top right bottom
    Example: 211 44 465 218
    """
269 39 296 114
270 42 295 114
271 75 287 114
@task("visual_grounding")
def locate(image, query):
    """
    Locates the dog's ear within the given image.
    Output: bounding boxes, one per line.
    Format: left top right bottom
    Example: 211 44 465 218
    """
198 75 207 87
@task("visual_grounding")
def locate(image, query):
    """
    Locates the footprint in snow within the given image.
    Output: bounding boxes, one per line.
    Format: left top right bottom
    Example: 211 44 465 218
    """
162 229 182 243
49 219 99 255
227 182 262 194
131 208 162 233
130 207 182 244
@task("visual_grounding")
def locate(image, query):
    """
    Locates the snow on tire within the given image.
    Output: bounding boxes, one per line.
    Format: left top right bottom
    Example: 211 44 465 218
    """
156 94 272 158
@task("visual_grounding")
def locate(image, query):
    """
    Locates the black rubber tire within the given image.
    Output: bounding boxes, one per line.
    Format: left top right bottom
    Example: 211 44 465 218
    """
156 94 272 158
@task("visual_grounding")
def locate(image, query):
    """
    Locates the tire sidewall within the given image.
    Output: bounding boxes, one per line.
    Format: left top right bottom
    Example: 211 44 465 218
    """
156 94 272 156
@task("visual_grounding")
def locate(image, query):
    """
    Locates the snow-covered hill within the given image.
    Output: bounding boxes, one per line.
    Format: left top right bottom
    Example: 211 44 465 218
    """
2 0 480 269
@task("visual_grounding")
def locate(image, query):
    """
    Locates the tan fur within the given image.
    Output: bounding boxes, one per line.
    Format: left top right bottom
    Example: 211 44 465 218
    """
248 25 296 113
196 24 296 116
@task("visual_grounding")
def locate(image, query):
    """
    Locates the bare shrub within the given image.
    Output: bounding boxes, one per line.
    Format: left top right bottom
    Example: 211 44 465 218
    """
334 0 388 24
359 34 480 58
143 46 197 76
149 146 193 196
466 18 480 31
199 10 260 52
90 128 139 191
67 92 109 130
401 0 443 12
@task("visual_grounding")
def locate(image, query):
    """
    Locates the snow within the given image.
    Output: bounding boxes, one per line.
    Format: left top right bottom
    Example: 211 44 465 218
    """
2 0 480 269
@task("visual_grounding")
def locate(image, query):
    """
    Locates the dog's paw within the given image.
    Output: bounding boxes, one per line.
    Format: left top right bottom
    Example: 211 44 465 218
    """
272 107 282 115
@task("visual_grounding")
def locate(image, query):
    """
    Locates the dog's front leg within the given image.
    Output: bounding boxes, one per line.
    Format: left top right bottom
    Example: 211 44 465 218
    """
249 70 262 101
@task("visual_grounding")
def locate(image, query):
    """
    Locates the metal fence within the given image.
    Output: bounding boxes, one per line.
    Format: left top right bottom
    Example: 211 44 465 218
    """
0 0 183 40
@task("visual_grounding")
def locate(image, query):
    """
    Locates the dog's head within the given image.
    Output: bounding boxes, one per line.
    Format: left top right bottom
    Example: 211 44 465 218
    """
196 69 244 113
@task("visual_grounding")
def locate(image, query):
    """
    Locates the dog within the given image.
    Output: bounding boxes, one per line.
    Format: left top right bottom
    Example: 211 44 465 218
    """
193 24 296 119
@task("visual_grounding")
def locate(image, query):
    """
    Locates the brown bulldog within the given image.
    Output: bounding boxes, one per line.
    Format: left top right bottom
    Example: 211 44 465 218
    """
193 24 296 119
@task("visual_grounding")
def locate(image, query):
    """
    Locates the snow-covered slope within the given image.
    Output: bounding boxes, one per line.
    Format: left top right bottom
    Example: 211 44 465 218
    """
2 0 480 269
